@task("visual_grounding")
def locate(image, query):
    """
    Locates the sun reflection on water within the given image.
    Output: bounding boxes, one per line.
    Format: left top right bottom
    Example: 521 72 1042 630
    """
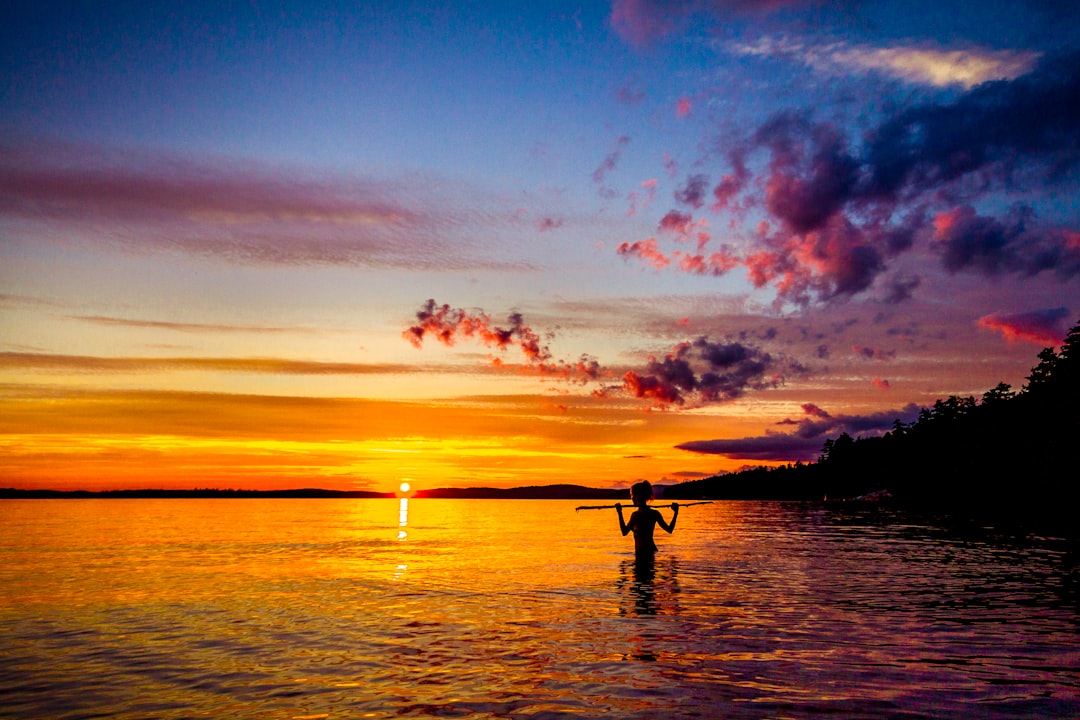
394 496 409 580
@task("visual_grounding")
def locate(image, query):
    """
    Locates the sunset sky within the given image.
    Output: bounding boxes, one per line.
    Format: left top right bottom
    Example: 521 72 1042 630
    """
2 0 1079 493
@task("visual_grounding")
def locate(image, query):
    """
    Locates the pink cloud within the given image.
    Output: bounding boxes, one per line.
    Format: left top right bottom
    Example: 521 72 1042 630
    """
617 238 671 269
872 377 891 390
674 249 739 277
676 97 693 118
404 299 608 384
977 308 1070 345
659 210 695 235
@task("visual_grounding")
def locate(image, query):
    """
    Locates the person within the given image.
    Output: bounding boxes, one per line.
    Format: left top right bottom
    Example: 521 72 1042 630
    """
616 481 678 555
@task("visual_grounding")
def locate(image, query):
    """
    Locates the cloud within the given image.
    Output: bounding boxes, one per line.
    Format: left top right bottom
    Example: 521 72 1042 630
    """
0 140 532 271
882 273 921 304
871 377 891 390
538 216 564 231
674 248 739 276
609 0 812 47
977 308 1070 345
676 97 693 118
730 36 1041 88
404 301 792 409
862 52 1080 198
677 403 922 461
623 336 786 408
592 135 631 197
626 178 658 216
852 345 894 361
0 351 420 375
676 433 823 461
68 315 324 334
616 52 1080 304
616 84 646 104
403 299 604 383
658 210 696 234
674 173 710 209
931 205 1080 278
617 237 671 269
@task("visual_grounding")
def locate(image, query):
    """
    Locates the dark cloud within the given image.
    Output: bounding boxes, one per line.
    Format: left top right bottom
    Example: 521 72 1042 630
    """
674 173 710 209
623 336 787 407
676 403 922 461
932 205 1080 278
755 113 860 235
862 51 1080 199
676 433 824 461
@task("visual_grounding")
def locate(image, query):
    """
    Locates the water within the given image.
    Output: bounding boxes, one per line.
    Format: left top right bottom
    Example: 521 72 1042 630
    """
1 499 1076 719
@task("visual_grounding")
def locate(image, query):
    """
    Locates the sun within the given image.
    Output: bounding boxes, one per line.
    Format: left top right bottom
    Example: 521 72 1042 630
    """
399 480 411 495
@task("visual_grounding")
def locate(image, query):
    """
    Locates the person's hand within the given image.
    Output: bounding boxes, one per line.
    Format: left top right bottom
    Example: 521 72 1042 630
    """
615 503 623 511
671 502 679 512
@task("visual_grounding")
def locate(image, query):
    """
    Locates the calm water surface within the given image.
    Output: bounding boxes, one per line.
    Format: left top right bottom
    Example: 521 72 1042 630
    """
0 499 1076 719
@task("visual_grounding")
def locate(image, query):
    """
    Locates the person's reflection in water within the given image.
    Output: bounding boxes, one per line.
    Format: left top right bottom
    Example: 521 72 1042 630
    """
617 554 681 617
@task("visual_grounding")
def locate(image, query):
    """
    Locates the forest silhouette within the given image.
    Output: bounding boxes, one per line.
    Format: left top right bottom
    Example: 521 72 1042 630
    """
667 318 1080 522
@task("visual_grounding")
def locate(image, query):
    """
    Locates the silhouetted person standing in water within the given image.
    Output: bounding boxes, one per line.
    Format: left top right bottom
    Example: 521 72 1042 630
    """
616 481 678 555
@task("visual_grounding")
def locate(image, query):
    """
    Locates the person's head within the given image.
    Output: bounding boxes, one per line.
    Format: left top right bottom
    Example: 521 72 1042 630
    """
630 481 653 508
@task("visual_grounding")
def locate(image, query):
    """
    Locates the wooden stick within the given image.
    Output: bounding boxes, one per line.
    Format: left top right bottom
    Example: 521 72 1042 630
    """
574 501 714 511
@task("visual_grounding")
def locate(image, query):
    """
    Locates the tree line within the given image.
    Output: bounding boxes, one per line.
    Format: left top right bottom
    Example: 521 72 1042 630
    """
667 318 1080 520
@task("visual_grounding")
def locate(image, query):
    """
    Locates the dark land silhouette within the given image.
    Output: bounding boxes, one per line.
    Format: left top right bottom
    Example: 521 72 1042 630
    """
666 318 1080 525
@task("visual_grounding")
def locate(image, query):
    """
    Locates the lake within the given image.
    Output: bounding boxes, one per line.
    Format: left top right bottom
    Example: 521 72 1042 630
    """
0 498 1076 718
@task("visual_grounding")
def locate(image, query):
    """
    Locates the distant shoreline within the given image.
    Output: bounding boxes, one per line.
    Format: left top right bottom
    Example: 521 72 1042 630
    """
0 484 631 501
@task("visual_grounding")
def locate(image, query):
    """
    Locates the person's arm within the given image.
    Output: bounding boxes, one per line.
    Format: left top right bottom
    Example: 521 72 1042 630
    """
616 503 631 536
657 503 679 534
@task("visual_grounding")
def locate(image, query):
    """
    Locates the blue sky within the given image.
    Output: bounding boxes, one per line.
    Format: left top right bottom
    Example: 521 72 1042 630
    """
2 0 1079 491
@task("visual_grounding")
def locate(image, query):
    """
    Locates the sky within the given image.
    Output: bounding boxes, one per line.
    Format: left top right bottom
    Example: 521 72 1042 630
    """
2 0 1079 494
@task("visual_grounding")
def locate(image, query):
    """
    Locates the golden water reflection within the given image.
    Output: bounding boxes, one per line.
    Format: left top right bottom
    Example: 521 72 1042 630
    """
0 499 1076 719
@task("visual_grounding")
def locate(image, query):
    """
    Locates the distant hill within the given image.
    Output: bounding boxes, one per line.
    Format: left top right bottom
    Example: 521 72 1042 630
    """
666 318 1080 524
